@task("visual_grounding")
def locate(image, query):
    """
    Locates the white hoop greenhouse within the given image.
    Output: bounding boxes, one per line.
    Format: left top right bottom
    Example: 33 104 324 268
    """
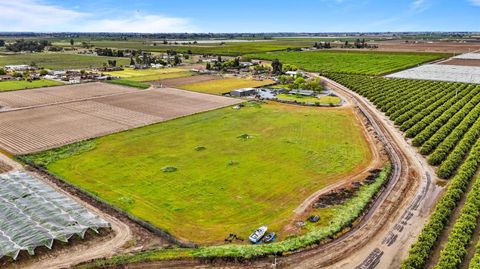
386 64 480 84
0 171 110 260
452 52 480 60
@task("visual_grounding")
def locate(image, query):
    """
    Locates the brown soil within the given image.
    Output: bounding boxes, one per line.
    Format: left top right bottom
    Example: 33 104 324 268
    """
0 86 241 154
0 160 12 173
437 58 480 67
150 74 221 87
373 41 480 53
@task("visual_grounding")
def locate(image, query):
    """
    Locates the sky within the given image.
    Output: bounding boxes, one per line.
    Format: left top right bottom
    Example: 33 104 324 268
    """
0 0 479 33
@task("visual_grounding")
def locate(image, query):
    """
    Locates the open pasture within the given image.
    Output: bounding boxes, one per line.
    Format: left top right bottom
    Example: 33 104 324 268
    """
248 50 449 75
0 84 240 154
26 102 372 244
0 53 130 70
62 40 312 56
179 77 274 94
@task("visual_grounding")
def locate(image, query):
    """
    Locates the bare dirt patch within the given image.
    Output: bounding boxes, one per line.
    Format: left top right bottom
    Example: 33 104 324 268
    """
0 86 241 154
437 58 480 67
150 74 221 88
0 82 137 111
373 41 480 53
0 161 12 174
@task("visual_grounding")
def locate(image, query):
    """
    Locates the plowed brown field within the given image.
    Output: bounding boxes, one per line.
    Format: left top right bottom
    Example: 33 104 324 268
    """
0 83 241 154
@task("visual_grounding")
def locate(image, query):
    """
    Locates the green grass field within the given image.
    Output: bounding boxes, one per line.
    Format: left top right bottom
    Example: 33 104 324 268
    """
247 50 450 75
276 94 342 104
179 78 274 94
0 79 63 91
26 102 372 243
0 53 130 70
105 68 193 82
105 79 150 89
54 40 313 56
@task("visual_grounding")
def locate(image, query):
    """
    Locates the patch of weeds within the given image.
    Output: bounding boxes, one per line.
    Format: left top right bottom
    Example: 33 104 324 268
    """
227 160 239 166
162 166 178 172
237 134 252 140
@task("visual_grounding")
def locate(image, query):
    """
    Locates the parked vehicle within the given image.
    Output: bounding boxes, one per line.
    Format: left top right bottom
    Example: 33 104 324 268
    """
262 232 276 243
308 215 320 223
249 226 268 243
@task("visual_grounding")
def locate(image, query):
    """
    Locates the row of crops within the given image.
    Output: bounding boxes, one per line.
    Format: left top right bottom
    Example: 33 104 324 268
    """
246 51 449 75
327 73 480 269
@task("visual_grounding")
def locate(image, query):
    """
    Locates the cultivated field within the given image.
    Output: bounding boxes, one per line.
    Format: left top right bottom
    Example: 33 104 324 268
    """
149 74 221 88
0 84 241 154
105 68 193 82
26 102 372 243
0 82 137 111
373 40 480 53
0 53 130 69
248 50 449 75
438 58 480 67
0 79 63 92
179 77 275 94
327 73 480 269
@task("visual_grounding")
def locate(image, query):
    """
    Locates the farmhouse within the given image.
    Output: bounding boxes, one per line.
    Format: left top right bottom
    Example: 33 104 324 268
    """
0 75 14 81
230 88 257 97
286 71 301 76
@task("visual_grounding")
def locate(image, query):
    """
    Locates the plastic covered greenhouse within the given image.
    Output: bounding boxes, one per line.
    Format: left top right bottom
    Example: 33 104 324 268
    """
386 64 480 84
0 171 110 260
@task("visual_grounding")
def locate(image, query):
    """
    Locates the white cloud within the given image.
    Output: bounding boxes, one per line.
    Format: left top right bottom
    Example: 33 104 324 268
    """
469 0 480 6
0 0 86 31
0 0 198 33
410 0 428 11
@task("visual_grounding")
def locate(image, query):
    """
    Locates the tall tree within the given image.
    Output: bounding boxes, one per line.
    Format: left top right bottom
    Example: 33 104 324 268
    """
271 59 283 75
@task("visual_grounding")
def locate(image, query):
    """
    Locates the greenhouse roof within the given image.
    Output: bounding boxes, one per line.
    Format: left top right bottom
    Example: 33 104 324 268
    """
453 52 480 60
0 171 110 260
386 64 480 84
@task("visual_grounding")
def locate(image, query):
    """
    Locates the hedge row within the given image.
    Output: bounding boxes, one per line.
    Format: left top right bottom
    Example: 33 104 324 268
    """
435 175 480 269
401 138 480 269
419 92 480 155
428 105 480 167
436 118 480 179
406 85 476 139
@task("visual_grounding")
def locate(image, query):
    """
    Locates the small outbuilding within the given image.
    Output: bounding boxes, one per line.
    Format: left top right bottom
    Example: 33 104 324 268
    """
230 88 257 97
289 89 316 96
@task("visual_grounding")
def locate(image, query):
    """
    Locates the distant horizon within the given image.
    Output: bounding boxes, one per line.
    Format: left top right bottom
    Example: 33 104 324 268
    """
1 0 480 33
0 31 479 35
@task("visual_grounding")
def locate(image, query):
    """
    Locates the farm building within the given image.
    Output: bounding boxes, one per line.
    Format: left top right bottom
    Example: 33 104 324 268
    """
4 65 36 71
289 89 316 96
285 71 301 76
0 75 14 81
230 88 257 97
